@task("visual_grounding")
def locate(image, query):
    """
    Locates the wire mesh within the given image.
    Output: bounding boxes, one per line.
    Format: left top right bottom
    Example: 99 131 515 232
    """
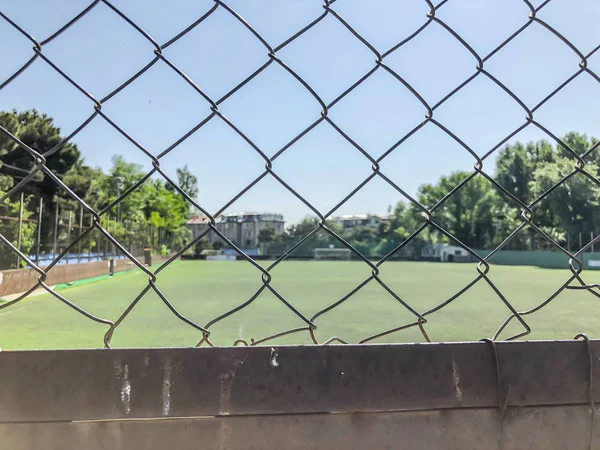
1 0 600 347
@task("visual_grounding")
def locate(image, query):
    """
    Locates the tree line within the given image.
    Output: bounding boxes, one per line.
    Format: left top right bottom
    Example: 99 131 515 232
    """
2 109 599 265
0 110 197 267
256 132 600 257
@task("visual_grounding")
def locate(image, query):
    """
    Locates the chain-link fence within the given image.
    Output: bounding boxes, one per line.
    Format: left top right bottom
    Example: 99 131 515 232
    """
2 0 600 348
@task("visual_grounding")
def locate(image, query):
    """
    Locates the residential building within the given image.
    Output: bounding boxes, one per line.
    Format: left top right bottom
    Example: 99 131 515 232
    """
331 214 389 230
187 212 284 249
187 215 213 241
421 243 471 262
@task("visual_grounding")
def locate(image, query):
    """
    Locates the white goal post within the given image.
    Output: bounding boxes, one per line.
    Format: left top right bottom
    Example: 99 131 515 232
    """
313 248 352 261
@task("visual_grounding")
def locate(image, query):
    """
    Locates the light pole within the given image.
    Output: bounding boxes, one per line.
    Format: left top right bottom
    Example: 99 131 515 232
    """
115 176 124 223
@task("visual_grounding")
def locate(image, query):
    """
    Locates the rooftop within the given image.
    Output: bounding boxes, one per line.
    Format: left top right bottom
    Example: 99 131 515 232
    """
187 216 210 225
333 213 389 221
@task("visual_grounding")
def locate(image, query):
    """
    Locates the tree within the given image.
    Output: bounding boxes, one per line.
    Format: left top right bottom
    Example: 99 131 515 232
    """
193 237 212 257
166 164 198 199
80 156 192 253
284 216 346 257
495 139 555 204
529 156 600 248
258 226 276 254
0 110 90 261
258 226 276 244
492 134 600 250
0 110 81 204
345 226 379 256
62 161 103 207
415 172 500 249
373 202 425 256
0 189 36 269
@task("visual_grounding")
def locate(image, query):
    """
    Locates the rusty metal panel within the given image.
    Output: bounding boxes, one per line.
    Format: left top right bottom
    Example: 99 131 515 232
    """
0 340 597 422
1 406 597 450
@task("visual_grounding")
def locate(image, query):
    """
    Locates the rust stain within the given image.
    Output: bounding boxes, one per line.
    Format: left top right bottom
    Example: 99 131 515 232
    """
219 355 247 416
218 419 231 450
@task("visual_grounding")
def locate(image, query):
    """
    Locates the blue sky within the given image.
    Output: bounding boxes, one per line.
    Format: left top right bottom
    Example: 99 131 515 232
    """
2 0 600 225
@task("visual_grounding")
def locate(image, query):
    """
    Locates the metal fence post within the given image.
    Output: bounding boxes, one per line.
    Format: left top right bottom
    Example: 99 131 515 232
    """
36 197 43 265
53 203 59 258
107 217 117 258
66 210 72 264
104 216 108 260
78 206 83 263
16 192 24 268
90 214 94 262
592 231 595 253
127 221 132 254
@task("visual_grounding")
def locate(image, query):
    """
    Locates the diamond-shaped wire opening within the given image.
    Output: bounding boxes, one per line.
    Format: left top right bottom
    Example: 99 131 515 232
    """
328 0 430 53
379 122 476 203
525 167 600 253
62 113 154 178
532 74 600 146
325 68 427 159
0 1 97 41
0 284 116 350
419 218 530 338
97 282 206 348
434 0 530 57
107 0 216 45
535 0 600 56
161 5 268 101
158 118 267 214
433 73 528 156
212 175 311 236
99 62 213 154
384 22 477 105
215 0 321 54
480 218 600 340
327 176 409 232
272 121 374 214
413 277 523 343
268 234 373 291
378 254 478 307
92 170 211 258
275 12 375 104
306 217 430 335
37 2 158 99
100 220 265 347
0 221 115 350
485 22 583 107
110 243 283 347
510 286 600 340
0 17 37 86
0 59 96 143
217 62 322 157
204 288 312 346
309 279 427 344
422 173 504 248
489 128 561 205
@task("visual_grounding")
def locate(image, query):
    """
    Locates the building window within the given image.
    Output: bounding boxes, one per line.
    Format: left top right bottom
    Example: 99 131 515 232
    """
454 250 461 255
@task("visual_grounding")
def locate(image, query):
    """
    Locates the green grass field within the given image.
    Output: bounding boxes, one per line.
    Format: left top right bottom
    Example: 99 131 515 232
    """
2 260 600 349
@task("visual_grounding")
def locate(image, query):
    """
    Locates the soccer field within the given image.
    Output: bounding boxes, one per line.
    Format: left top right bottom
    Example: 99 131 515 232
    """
2 260 600 350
